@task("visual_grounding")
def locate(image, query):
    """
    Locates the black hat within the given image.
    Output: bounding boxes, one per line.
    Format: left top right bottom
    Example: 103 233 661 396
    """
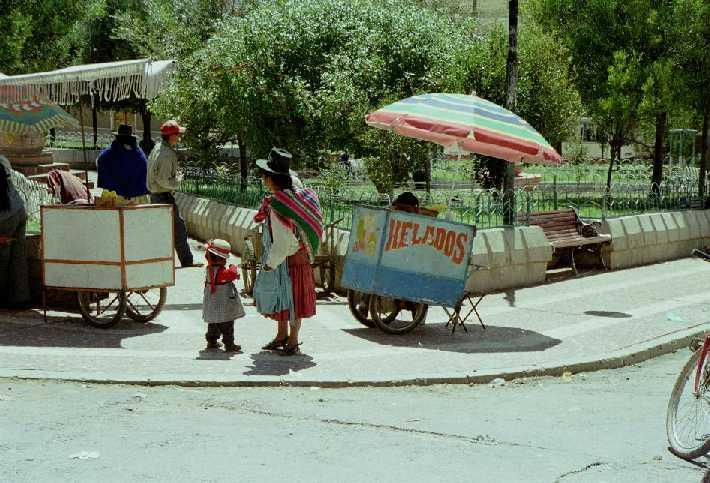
256 147 294 176
393 191 419 208
114 123 136 141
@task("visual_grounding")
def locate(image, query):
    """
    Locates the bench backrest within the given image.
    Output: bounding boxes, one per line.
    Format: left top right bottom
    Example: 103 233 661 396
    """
519 208 579 236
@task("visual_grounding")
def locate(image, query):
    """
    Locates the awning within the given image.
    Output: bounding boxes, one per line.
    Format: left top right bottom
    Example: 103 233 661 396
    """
0 59 175 105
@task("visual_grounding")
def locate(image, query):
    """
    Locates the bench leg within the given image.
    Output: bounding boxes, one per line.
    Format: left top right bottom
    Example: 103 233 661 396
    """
570 248 578 274
599 245 608 270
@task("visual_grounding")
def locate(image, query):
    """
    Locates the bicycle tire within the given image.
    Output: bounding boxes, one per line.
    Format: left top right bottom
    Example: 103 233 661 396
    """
77 291 126 329
370 296 428 335
347 290 374 328
125 288 167 323
666 348 710 460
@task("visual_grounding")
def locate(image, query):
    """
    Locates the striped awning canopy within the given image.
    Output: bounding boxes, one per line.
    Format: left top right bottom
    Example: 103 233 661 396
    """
0 99 79 135
366 93 562 164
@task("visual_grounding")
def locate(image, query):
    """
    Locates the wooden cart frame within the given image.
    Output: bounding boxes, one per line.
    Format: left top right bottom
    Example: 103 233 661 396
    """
40 204 175 327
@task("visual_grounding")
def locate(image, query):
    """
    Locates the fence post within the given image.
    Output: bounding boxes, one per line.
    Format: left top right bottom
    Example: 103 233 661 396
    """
525 190 531 225
553 174 558 210
602 191 608 221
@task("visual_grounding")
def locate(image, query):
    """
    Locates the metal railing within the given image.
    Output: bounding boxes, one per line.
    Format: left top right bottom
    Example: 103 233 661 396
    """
179 170 710 232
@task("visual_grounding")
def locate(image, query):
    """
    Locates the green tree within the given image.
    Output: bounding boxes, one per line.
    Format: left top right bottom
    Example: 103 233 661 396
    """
154 0 474 191
0 0 90 74
598 51 645 190
447 22 582 189
672 0 710 197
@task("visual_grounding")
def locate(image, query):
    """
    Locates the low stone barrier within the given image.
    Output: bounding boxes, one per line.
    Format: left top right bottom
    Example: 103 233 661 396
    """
601 210 710 269
176 193 553 294
466 226 553 294
50 148 102 169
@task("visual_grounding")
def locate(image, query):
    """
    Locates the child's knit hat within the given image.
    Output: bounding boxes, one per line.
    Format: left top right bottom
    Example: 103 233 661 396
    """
206 239 231 259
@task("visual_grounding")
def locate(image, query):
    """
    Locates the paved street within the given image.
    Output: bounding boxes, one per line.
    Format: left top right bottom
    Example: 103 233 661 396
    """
1 250 710 384
1 350 707 482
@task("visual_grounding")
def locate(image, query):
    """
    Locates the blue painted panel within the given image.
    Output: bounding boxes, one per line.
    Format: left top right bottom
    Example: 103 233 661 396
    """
341 206 476 307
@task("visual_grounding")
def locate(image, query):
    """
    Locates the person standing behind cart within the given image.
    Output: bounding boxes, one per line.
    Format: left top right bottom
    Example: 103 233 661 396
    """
96 123 150 204
253 148 323 356
0 156 30 309
203 239 245 352
147 120 199 268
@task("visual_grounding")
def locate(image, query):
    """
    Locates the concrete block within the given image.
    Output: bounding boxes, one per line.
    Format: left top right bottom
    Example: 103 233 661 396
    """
638 214 657 246
603 218 627 250
478 229 508 268
683 211 702 240
671 212 691 241
620 216 644 249
649 213 669 245
660 212 680 242
470 234 491 268
519 226 553 263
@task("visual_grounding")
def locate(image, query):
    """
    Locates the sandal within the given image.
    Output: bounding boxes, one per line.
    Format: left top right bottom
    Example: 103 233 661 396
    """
262 336 288 351
224 344 242 353
281 343 302 356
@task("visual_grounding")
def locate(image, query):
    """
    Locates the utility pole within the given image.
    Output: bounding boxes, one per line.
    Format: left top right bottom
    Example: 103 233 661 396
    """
503 0 518 226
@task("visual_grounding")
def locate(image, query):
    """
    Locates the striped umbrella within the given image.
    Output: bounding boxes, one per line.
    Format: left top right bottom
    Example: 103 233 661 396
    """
366 93 561 164
0 99 79 135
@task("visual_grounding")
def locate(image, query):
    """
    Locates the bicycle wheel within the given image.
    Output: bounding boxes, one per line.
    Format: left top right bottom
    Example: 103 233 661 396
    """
77 291 126 328
125 288 167 323
667 348 710 460
370 296 428 334
347 290 374 328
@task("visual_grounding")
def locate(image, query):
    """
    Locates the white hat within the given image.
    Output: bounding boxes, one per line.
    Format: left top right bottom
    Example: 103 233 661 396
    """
206 239 231 259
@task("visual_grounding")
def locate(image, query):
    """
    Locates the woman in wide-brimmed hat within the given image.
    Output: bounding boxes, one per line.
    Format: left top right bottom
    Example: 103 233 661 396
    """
253 147 323 356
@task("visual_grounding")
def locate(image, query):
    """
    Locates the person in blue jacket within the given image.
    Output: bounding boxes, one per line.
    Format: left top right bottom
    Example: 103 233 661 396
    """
96 123 149 203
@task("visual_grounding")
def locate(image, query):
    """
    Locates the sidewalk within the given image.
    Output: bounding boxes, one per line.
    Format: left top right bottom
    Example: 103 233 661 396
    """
1 251 709 386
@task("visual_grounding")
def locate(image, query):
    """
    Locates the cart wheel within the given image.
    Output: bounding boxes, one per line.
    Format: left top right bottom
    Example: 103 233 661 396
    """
77 291 126 328
370 296 428 335
242 266 257 296
347 290 374 328
125 288 167 323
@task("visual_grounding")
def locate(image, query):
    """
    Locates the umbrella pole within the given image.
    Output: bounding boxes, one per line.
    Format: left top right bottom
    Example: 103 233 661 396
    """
78 100 89 189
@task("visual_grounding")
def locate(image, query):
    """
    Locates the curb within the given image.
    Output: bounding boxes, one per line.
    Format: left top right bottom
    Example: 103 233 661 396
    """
1 325 704 388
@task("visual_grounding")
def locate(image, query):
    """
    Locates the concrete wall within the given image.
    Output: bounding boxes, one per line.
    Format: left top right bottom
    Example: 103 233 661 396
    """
466 226 553 294
50 149 102 169
601 210 710 269
176 193 553 294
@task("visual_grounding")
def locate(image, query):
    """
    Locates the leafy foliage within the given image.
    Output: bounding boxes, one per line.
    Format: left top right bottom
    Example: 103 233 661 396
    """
152 0 474 183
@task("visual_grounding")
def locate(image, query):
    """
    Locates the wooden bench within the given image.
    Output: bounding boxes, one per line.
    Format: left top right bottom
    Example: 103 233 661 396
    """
519 208 611 272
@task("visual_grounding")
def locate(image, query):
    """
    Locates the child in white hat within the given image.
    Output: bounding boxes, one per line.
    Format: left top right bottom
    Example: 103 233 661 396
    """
202 239 245 352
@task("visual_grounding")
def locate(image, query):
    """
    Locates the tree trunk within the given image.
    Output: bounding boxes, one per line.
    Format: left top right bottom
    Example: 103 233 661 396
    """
238 135 248 192
502 0 518 226
607 139 620 193
651 111 667 195
138 101 154 155
700 109 709 202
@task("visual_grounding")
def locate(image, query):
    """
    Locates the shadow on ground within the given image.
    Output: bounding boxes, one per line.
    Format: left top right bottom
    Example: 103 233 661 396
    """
243 350 316 376
0 310 168 349
344 323 561 354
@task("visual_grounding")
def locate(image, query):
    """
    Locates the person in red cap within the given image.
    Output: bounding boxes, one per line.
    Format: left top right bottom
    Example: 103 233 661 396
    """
147 120 198 267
